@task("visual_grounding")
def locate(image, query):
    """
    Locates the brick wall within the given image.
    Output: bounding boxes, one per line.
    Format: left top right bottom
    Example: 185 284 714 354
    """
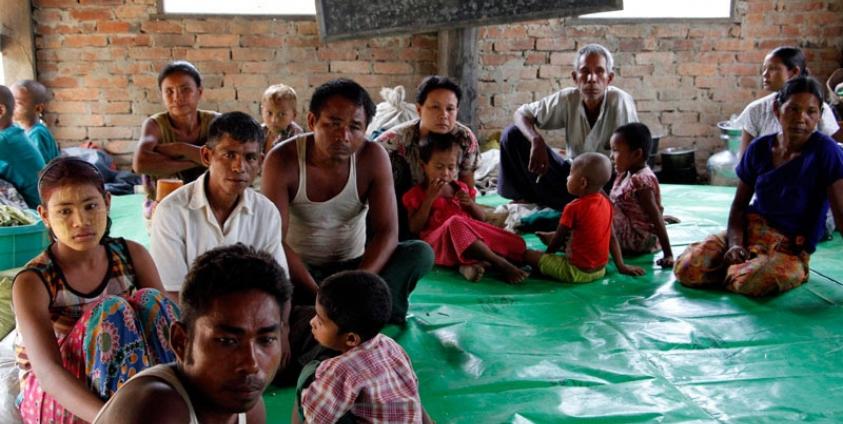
475 0 843 169
32 0 843 171
32 0 436 166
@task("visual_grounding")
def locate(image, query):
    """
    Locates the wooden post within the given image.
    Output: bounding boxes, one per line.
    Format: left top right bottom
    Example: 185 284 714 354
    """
0 0 37 83
438 27 478 132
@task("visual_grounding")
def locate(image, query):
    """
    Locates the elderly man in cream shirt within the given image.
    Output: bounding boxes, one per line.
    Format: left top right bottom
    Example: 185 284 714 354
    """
497 43 639 211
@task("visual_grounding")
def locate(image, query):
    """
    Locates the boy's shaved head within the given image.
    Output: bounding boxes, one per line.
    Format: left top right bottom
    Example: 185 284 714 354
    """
0 85 14 120
11 80 50 104
572 152 612 192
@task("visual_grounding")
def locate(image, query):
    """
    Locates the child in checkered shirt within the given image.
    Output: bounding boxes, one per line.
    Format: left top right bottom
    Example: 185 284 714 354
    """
294 271 432 423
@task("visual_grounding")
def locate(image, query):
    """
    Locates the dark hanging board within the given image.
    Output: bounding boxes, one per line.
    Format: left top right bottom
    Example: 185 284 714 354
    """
315 0 623 42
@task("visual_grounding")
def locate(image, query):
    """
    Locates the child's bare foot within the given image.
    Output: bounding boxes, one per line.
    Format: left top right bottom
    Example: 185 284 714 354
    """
459 264 485 282
536 231 555 245
664 214 681 224
500 262 529 284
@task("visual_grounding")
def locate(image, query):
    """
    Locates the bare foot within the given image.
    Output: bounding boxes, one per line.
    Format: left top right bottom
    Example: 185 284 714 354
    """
664 214 681 224
536 231 555 245
458 264 485 282
499 262 529 284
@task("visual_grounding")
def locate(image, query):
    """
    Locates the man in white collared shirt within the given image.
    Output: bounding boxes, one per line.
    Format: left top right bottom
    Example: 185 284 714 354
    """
150 111 287 296
497 43 639 211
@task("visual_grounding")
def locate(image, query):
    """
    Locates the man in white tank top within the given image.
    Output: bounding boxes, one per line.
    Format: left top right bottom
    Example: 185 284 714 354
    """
263 79 434 325
94 245 292 424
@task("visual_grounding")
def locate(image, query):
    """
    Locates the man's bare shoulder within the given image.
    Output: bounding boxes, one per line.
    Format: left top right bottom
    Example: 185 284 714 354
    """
357 141 391 181
266 135 303 168
95 375 191 424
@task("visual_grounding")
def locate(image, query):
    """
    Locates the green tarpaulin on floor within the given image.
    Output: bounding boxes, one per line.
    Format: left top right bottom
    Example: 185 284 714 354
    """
110 184 843 423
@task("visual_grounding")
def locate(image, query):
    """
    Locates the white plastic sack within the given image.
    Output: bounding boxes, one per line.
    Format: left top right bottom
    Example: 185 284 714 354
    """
0 330 22 424
366 86 418 137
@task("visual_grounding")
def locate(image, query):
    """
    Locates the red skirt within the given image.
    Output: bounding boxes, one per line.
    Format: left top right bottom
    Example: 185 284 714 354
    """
422 215 527 266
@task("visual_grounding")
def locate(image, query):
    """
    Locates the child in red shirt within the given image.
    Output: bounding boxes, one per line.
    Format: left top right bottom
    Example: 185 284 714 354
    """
526 153 644 282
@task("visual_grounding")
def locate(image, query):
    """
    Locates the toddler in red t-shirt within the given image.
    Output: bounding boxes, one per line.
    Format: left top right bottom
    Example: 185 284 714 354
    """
525 153 644 282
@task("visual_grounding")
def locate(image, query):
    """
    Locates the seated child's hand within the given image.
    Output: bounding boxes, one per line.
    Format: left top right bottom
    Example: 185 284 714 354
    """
425 178 447 201
656 255 674 268
455 189 473 207
618 264 645 276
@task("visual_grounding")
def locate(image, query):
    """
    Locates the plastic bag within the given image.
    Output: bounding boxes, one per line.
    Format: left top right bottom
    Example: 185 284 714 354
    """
366 86 419 138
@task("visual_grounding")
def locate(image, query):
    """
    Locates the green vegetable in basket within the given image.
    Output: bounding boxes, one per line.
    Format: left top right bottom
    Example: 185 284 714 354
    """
0 205 37 227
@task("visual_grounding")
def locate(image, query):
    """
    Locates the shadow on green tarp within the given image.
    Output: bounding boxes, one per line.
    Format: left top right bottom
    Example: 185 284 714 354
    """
109 184 843 423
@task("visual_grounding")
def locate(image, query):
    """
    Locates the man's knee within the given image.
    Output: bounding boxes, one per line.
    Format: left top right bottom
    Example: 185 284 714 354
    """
500 124 528 152
395 240 434 273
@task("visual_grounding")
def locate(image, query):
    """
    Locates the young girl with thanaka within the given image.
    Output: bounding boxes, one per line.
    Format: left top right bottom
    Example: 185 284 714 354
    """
609 123 674 267
403 133 539 284
12 158 179 423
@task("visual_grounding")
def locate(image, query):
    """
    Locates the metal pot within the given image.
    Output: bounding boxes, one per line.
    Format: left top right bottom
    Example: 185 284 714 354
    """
660 147 695 171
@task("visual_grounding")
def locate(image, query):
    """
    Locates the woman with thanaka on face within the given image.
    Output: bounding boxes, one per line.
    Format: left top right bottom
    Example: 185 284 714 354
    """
12 157 179 423
375 76 480 239
675 77 843 297
736 46 842 154
133 61 219 220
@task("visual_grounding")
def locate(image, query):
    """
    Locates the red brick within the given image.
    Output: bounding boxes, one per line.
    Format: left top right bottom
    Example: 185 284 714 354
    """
317 48 358 61
114 5 149 19
677 63 718 77
373 62 413 74
36 36 62 49
128 47 172 60
197 34 239 47
84 76 129 88
33 0 78 6
719 63 758 76
224 74 268 88
102 88 132 101
671 123 710 137
185 48 231 62
535 37 575 51
93 102 132 114
231 48 275 61
89 126 134 139
96 21 131 32
111 34 152 46
549 52 577 67
53 88 100 101
56 113 105 127
636 52 675 66
63 34 109 47
524 53 546 65
411 34 437 49
184 20 230 34
240 35 285 48
69 8 113 21
150 34 196 47
107 114 146 127
141 20 183 34
481 54 518 66
493 39 535 52
48 102 89 113
538 65 566 79
295 21 318 35
240 62 277 74
52 127 88 141
330 61 371 74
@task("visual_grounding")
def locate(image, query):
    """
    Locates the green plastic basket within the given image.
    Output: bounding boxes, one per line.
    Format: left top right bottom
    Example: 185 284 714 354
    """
0 211 50 270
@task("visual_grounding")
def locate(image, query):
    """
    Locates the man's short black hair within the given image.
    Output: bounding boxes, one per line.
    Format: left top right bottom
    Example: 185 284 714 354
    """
776 76 826 109
415 75 462 106
419 131 462 164
317 271 391 342
613 122 653 161
309 79 375 126
180 244 292 333
158 60 203 88
206 111 264 149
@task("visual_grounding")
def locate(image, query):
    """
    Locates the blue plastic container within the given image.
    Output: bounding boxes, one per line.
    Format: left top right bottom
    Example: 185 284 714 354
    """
0 211 50 270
